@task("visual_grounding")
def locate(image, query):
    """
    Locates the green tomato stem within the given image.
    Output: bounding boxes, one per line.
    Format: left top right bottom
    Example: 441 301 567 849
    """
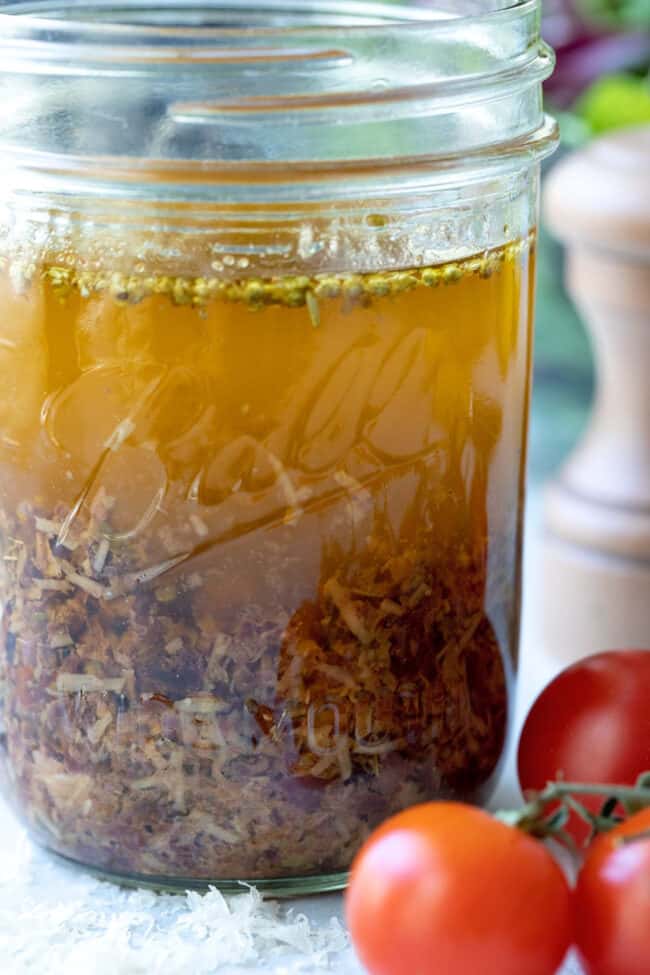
495 773 650 847
537 781 650 804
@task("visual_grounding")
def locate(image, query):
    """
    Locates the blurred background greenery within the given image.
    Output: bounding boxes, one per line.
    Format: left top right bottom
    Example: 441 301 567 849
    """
543 0 650 145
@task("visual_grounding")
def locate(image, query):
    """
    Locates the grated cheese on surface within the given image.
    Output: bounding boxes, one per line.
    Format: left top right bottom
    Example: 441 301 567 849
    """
0 804 357 975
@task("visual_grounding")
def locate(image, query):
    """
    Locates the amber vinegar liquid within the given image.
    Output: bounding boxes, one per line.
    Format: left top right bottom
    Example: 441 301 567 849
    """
0 236 534 880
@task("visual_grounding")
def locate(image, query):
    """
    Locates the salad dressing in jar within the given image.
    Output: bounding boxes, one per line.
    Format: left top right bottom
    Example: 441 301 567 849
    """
0 1 556 892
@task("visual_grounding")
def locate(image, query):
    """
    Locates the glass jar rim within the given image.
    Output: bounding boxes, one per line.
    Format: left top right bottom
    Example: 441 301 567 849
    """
0 1 537 38
0 1 549 73
0 0 557 203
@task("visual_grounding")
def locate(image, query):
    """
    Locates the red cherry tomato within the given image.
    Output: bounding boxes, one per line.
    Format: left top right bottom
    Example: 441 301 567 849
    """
345 801 573 975
575 808 650 975
518 650 650 845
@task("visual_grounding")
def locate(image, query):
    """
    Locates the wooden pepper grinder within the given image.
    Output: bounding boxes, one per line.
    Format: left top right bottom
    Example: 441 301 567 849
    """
542 124 650 662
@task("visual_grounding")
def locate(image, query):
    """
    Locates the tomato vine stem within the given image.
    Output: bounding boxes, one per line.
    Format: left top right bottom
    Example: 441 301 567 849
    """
496 772 650 848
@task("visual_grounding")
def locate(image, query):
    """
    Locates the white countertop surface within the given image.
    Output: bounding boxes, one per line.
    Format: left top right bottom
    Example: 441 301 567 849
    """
0 497 585 974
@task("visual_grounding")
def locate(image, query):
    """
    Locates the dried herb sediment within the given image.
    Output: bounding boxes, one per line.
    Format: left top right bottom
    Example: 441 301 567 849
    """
0 237 532 881
0 500 508 878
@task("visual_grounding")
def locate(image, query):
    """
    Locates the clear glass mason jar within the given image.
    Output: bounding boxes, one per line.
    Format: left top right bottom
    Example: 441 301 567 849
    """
0 1 557 893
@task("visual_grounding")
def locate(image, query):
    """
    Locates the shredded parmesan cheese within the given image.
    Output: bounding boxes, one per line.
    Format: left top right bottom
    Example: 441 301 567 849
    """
323 579 371 645
49 629 74 650
34 517 61 536
56 674 127 695
93 538 110 574
60 567 108 600
33 579 72 593
175 696 228 714
0 824 354 975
